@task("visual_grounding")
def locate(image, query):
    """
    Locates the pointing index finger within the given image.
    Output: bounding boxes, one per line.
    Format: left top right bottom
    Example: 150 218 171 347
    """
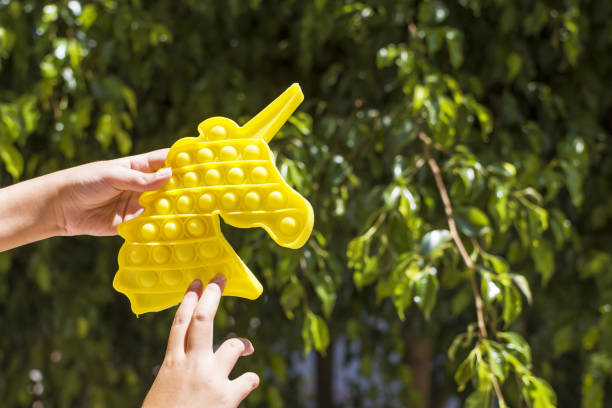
186 275 226 354
166 279 203 357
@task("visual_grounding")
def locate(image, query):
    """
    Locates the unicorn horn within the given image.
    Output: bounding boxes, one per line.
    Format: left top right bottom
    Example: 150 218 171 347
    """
241 83 304 142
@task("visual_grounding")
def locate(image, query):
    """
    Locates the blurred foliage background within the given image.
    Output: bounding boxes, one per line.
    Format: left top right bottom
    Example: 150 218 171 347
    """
1 0 612 407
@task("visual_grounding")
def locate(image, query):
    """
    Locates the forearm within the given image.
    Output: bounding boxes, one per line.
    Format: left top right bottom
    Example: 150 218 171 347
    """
0 172 66 251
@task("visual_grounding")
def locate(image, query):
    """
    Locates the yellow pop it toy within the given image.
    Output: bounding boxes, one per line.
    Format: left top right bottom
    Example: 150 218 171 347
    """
113 84 314 314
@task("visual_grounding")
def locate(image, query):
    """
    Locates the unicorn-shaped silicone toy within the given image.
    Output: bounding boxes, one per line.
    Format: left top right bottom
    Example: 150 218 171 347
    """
113 84 314 314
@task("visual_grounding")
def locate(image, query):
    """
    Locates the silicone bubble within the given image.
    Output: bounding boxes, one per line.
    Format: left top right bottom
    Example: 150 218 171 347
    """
114 84 314 314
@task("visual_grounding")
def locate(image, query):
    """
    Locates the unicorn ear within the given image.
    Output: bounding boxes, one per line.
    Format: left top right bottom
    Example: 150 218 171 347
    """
241 83 304 143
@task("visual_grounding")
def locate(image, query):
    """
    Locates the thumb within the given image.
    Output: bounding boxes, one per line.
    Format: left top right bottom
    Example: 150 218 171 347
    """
109 167 172 192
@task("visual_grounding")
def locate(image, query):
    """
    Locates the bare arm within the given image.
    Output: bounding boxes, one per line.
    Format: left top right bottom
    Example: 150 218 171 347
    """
0 148 171 252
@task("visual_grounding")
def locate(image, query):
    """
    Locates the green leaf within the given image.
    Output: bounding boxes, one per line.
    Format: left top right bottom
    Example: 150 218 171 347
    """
398 187 418 219
33 259 52 293
481 272 502 303
418 1 448 24
446 29 464 68
95 114 114 149
550 209 571 249
383 185 401 209
288 111 312 136
465 390 491 408
0 26 17 58
1 110 20 141
531 239 554 284
509 273 532 304
498 331 532 366
553 325 573 356
506 52 522 80
564 165 584 207
448 332 473 361
314 0 326 12
582 372 604 408
485 341 506 381
439 96 456 123
301 314 313 354
419 229 451 257
451 287 473 316
314 276 337 319
307 312 330 354
523 2 549 36
267 385 284 408
59 132 75 159
76 317 89 338
527 205 549 240
414 268 439 319
392 276 413 320
462 206 490 227
115 129 132 155
484 253 509 275
581 327 599 351
413 85 429 111
502 284 521 327
476 357 492 389
40 54 59 78
455 349 476 391
280 281 301 320
122 87 138 116
523 376 557 408
578 251 612 279
67 39 84 68
0 143 23 179
454 206 490 237
426 27 445 54
468 101 493 138
489 184 510 232
21 98 40 135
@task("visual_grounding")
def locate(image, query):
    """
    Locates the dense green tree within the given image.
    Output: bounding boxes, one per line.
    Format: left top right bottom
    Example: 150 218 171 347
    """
1 0 611 407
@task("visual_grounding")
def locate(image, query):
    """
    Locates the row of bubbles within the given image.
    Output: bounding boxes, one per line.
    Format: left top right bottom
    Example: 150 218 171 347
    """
139 217 211 241
149 189 288 217
164 164 270 189
174 142 263 168
119 263 232 289
125 240 224 266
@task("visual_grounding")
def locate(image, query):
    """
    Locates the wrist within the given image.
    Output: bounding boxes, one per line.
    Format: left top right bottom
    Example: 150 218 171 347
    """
44 169 72 237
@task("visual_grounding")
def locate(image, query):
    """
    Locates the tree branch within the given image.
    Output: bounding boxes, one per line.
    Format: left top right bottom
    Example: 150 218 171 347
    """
419 132 506 408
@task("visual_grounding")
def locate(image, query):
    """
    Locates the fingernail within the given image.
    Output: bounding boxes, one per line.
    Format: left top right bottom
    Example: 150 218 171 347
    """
156 167 172 178
209 274 227 292
186 279 203 294
240 338 254 351
211 274 226 284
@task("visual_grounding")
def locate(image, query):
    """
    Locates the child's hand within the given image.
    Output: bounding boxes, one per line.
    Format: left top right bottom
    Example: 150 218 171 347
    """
143 276 259 408
57 148 172 236
0 149 171 251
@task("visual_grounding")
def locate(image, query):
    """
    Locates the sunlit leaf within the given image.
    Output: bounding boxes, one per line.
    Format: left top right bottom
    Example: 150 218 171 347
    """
420 229 451 257
0 143 23 179
413 85 429 111
307 311 330 354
